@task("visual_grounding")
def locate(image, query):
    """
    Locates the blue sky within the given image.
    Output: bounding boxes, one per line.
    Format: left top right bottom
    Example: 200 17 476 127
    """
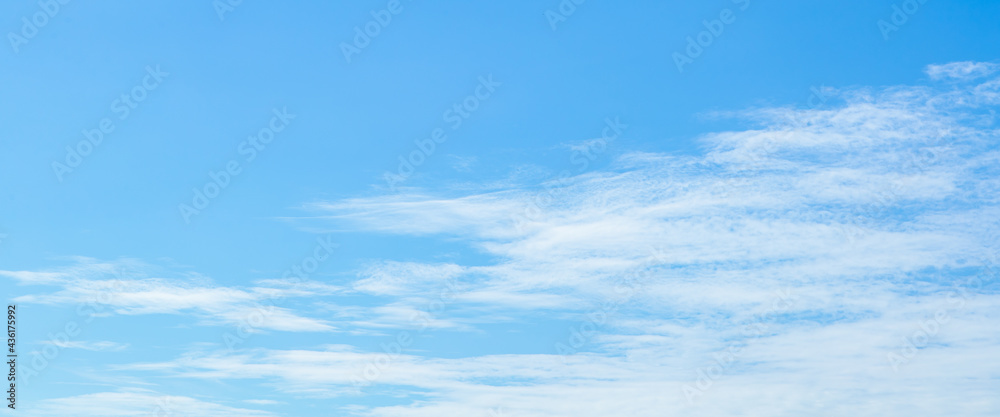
2 0 1000 415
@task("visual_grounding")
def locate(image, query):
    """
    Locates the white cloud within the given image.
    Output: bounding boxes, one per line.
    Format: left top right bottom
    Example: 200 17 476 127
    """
2 259 336 332
22 389 273 417
244 399 282 405
121 305 1000 416
42 340 129 351
926 61 1000 81
353 261 465 296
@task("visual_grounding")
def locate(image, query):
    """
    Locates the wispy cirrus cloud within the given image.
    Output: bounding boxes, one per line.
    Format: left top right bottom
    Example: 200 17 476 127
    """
21 389 273 417
120 305 1000 416
2 258 338 332
42 340 129 351
925 61 999 81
